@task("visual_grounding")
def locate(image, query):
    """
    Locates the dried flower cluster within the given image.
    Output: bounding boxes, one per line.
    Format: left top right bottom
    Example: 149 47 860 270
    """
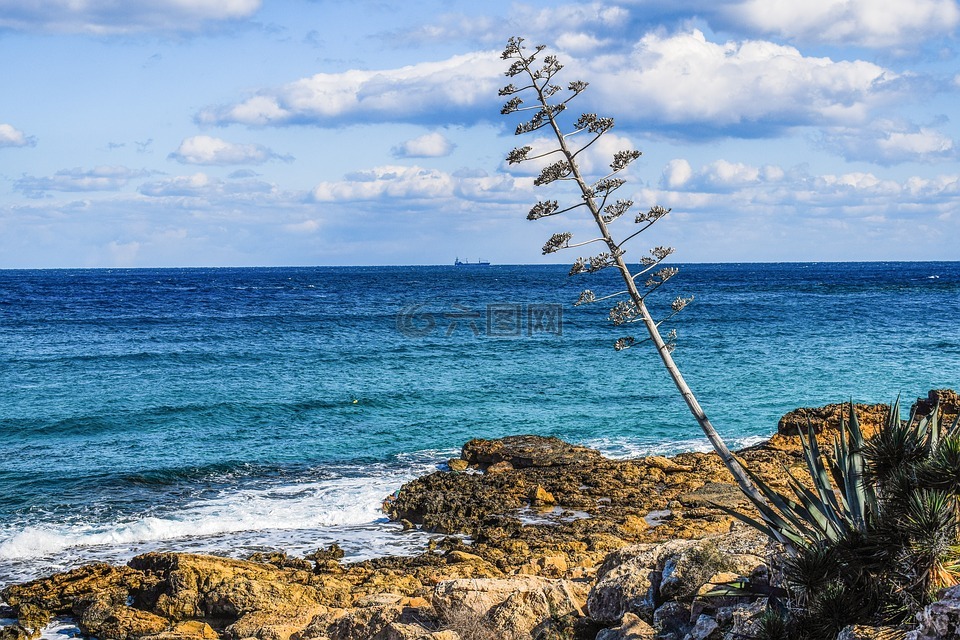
609 300 639 326
569 249 624 276
645 267 679 288
527 200 559 220
602 199 633 223
671 296 695 312
574 290 596 306
542 232 572 255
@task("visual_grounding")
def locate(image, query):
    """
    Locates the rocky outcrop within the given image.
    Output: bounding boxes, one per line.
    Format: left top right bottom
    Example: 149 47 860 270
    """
461 436 605 470
4 393 956 640
906 584 960 640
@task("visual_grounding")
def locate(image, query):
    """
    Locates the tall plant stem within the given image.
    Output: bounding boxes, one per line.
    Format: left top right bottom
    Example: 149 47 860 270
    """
522 57 764 506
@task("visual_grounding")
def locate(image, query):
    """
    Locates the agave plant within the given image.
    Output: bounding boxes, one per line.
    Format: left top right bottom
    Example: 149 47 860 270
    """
717 402 876 553
721 397 960 637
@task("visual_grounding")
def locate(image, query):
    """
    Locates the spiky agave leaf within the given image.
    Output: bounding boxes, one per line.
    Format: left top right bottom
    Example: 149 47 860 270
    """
924 434 960 494
902 489 960 594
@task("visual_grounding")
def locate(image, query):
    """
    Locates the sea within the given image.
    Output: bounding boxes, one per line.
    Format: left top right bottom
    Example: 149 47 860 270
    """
1 262 958 589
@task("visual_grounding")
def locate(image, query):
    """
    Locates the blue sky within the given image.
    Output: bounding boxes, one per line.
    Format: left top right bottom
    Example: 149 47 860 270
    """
1 0 959 267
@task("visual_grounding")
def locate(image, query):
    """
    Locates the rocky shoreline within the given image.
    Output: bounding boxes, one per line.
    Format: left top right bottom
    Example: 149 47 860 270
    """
2 392 959 640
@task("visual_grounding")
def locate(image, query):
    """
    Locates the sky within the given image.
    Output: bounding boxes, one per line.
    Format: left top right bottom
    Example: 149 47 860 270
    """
1 0 959 268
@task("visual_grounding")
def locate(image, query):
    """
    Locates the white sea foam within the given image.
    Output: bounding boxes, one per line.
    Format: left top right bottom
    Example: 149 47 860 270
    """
583 434 769 459
0 455 448 586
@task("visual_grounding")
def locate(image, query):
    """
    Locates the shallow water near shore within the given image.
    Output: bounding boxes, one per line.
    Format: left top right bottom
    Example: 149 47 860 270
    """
1 262 958 588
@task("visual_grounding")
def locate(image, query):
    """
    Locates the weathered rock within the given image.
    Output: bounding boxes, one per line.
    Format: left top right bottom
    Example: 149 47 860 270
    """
595 612 656 640
143 620 220 640
587 531 767 627
587 543 658 624
432 576 586 639
776 401 888 439
9 603 48 639
322 604 404 640
683 614 720 640
461 436 603 470
658 535 765 602
82 604 170 640
1 563 144 615
528 484 556 506
721 599 766 640
652 600 690 638
644 457 693 474
224 605 327 640
447 459 469 473
0 625 35 640
128 553 328 622
379 622 460 640
911 389 960 426
906 584 960 640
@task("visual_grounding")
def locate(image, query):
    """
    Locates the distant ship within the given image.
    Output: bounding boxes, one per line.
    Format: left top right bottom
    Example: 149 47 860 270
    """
454 257 491 266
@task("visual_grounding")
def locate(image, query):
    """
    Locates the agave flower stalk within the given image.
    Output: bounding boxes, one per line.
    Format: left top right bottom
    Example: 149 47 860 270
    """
500 37 767 511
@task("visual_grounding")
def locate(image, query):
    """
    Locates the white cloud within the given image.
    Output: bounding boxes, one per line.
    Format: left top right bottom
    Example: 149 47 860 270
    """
586 30 896 133
169 135 287 165
0 123 36 148
662 159 693 188
645 157 960 218
384 2 628 48
311 165 532 204
392 132 456 158
283 219 322 234
202 31 899 138
311 166 456 202
725 0 960 48
0 0 261 34
820 121 957 165
139 172 276 198
139 172 219 197
511 2 631 33
15 166 144 196
553 32 609 54
198 50 504 127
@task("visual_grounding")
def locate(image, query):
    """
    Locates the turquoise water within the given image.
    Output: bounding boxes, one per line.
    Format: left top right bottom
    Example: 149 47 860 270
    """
0 263 958 586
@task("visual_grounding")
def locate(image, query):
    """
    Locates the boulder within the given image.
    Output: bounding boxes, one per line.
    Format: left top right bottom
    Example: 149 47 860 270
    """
224 605 327 640
911 388 960 426
683 614 720 640
128 553 328 622
81 605 170 640
587 531 767 625
1 563 144 615
906 584 960 640
586 543 659 624
143 620 220 640
652 600 690 638
527 484 556 506
776 401 888 439
432 576 586 639
595 612 656 640
461 436 603 470
379 622 461 640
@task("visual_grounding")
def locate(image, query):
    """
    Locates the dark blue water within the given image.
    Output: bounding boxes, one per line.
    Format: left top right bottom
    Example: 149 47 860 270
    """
1 263 957 586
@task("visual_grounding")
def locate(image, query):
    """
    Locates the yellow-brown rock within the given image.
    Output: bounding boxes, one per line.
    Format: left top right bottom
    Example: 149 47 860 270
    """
528 484 556 506
128 553 326 622
224 605 326 640
446 459 468 472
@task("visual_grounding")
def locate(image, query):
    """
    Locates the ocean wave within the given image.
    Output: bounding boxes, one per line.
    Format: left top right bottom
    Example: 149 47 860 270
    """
582 434 769 459
0 457 439 563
